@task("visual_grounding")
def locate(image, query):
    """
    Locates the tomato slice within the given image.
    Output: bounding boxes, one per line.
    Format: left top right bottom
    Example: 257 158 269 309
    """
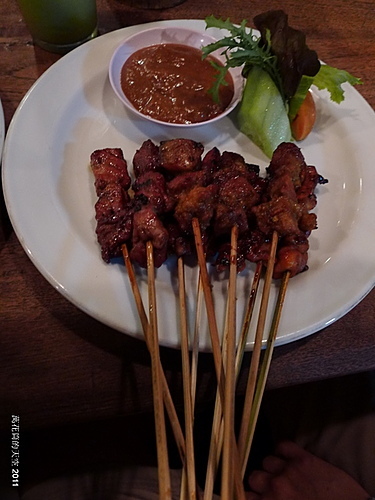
291 91 316 141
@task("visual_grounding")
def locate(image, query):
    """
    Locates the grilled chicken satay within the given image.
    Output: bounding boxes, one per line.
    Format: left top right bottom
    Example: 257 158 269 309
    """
91 148 134 262
91 140 327 279
251 142 328 278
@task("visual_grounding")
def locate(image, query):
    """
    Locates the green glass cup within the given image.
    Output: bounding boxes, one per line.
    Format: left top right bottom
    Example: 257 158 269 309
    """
16 0 98 54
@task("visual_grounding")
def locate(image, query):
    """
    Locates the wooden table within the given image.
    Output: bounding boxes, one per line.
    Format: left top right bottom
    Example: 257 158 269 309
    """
1 0 374 431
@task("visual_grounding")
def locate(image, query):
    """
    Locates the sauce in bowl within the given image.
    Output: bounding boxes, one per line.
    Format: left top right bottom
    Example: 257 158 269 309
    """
120 43 234 124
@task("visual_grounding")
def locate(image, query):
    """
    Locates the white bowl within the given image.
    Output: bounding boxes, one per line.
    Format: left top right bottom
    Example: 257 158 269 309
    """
109 27 244 127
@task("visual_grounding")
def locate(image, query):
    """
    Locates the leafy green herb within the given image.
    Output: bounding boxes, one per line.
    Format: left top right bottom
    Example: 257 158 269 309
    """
203 11 362 157
203 15 282 102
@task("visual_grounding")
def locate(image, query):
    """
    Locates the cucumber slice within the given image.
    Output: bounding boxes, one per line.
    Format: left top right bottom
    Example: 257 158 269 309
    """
237 66 292 158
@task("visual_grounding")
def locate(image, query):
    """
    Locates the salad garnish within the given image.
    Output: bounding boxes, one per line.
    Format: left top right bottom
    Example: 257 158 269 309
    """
203 10 362 157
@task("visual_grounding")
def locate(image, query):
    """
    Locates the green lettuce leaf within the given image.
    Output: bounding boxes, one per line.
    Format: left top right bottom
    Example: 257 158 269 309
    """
253 10 321 99
288 75 315 120
312 65 362 104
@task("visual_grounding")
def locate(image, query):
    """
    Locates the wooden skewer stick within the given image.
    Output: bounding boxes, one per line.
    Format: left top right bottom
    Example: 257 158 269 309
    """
221 225 239 500
240 270 290 476
122 244 186 462
235 261 263 376
192 218 246 500
203 388 223 500
178 256 197 500
191 272 203 407
238 230 279 468
203 279 233 500
191 218 224 386
180 270 203 500
203 284 233 500
203 260 262 500
146 241 172 500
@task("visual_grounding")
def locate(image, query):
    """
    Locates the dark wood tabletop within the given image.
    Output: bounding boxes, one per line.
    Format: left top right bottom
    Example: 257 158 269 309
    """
1 0 374 431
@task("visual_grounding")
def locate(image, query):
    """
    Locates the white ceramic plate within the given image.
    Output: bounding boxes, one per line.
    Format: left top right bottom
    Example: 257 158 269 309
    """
109 27 244 127
2 20 375 350
0 97 4 160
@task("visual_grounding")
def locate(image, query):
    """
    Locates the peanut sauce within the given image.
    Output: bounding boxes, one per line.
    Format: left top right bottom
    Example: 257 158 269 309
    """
120 43 234 124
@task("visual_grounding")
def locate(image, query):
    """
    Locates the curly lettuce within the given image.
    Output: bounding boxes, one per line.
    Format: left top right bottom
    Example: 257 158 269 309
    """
203 11 362 157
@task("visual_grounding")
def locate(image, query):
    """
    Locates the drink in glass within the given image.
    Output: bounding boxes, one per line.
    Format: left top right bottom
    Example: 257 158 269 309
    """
17 0 98 54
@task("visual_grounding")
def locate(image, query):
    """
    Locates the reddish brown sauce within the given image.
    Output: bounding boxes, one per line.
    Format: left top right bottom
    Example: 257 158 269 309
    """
120 43 234 124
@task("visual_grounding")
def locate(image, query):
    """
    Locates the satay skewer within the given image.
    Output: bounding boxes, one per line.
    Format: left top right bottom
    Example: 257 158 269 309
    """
122 244 186 462
221 225 239 499
203 260 262 500
124 243 202 499
240 270 290 477
191 217 224 385
235 261 262 375
191 273 203 405
238 230 279 467
146 241 172 500
192 219 246 500
179 270 204 500
177 256 197 500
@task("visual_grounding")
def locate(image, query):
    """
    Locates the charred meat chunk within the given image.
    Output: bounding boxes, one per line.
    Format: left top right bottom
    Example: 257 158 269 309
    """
130 207 169 268
159 139 204 173
133 139 161 178
273 245 308 279
213 176 259 235
215 239 248 274
244 230 273 263
91 148 131 196
165 220 193 258
297 164 328 211
267 142 305 188
132 171 174 214
94 183 131 223
167 170 208 201
174 185 218 234
201 147 221 180
96 216 133 263
252 195 301 236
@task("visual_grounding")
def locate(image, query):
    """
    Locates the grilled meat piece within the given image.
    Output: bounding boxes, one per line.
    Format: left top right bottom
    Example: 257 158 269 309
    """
94 183 131 223
91 148 131 196
133 139 161 178
133 171 174 214
252 195 302 236
165 220 193 258
273 245 308 279
159 139 204 173
267 173 298 202
201 147 221 180
94 183 134 262
215 240 248 274
297 164 328 211
130 207 169 268
96 216 133 263
244 230 273 263
167 170 208 201
267 142 305 189
174 185 219 234
213 176 259 235
91 141 327 279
